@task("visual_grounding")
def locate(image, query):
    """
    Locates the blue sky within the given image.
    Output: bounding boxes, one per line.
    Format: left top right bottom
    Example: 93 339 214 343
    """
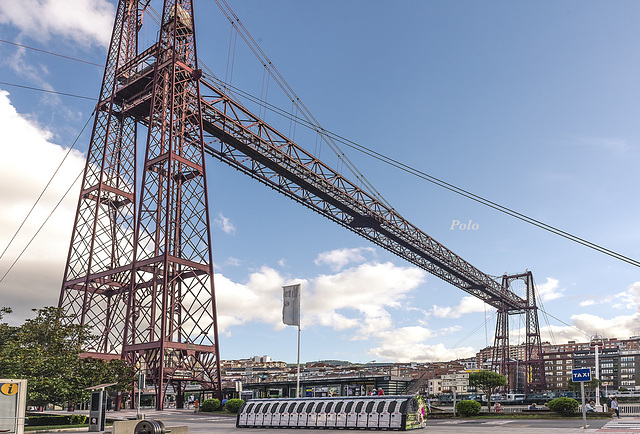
1 0 639 364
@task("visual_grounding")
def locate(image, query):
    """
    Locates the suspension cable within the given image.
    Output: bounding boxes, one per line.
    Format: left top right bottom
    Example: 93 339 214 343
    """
0 167 83 284
0 39 103 67
210 0 394 211
0 81 96 101
0 112 94 263
2 27 638 272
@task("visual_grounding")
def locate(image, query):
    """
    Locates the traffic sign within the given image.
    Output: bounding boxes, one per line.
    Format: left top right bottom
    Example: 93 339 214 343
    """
572 368 591 382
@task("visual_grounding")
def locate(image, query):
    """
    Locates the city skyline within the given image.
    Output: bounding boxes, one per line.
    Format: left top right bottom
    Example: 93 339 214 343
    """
0 1 639 364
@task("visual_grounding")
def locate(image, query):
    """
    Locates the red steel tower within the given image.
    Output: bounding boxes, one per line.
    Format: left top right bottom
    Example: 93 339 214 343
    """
492 272 546 394
58 0 221 409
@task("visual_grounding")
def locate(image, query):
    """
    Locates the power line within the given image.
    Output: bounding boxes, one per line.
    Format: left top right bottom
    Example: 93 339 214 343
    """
0 39 104 67
4 35 637 271
538 307 590 340
0 167 83 284
451 310 498 350
0 81 96 101
0 112 93 262
211 0 395 212
204 78 640 269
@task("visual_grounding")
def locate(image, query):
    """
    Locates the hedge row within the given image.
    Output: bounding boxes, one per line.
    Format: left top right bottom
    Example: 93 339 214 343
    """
27 414 88 426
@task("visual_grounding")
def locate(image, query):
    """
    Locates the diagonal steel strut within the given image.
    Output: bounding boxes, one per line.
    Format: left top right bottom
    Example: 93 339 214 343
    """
115 47 528 311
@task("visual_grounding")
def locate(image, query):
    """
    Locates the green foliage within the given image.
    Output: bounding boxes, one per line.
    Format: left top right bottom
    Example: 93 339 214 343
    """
26 414 88 426
456 400 481 417
225 398 244 413
468 370 507 410
0 307 11 321
200 398 221 412
568 378 601 392
547 397 579 416
0 307 135 407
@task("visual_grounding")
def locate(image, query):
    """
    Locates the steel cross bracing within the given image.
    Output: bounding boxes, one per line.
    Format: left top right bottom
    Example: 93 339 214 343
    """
492 272 546 393
59 0 222 410
58 0 139 355
58 0 547 402
116 56 531 312
198 79 529 312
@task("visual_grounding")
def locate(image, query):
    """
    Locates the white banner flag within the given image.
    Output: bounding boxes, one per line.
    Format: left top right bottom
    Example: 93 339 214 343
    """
282 284 300 326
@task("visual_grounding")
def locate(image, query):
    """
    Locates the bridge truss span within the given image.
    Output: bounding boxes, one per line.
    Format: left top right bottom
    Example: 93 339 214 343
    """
197 79 527 312
58 0 546 407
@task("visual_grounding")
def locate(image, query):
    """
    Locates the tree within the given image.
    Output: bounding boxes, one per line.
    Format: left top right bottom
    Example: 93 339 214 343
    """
468 370 507 411
0 307 134 408
568 378 602 401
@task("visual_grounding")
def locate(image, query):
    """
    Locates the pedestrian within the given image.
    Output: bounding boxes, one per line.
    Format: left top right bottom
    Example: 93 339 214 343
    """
606 395 613 411
494 401 501 413
611 397 620 418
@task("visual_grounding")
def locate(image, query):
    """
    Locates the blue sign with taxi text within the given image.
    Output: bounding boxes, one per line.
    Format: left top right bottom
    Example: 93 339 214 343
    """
572 368 591 382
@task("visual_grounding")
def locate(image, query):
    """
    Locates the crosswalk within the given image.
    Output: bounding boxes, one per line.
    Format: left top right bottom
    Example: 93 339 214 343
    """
599 417 640 432
436 420 515 425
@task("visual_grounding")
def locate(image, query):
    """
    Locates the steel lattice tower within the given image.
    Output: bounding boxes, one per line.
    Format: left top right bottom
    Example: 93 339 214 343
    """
58 0 548 400
492 272 546 394
59 0 221 409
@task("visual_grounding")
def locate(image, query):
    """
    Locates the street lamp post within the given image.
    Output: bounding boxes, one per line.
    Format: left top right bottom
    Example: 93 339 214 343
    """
591 335 603 410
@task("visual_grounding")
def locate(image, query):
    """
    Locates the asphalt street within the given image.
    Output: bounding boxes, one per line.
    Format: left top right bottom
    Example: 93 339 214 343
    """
37 409 640 434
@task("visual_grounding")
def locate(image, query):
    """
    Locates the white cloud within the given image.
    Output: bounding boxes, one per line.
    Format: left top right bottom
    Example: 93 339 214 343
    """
225 257 241 267
367 326 475 362
574 281 640 310
570 312 640 339
314 247 377 271
212 260 430 357
614 281 640 311
305 261 426 338
536 277 564 302
438 325 463 336
0 0 115 47
213 267 290 334
0 90 84 322
429 296 490 319
214 212 236 234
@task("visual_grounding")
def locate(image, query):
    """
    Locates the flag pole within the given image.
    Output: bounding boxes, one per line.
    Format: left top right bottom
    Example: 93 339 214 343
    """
282 283 301 398
296 323 301 398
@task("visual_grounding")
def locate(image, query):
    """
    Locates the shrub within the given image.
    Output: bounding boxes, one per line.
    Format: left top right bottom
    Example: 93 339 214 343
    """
200 398 221 412
547 397 579 416
27 415 88 426
456 400 481 417
70 415 88 425
225 398 244 413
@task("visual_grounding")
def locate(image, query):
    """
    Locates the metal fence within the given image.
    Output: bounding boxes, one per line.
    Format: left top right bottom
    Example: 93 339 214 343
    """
236 396 427 430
